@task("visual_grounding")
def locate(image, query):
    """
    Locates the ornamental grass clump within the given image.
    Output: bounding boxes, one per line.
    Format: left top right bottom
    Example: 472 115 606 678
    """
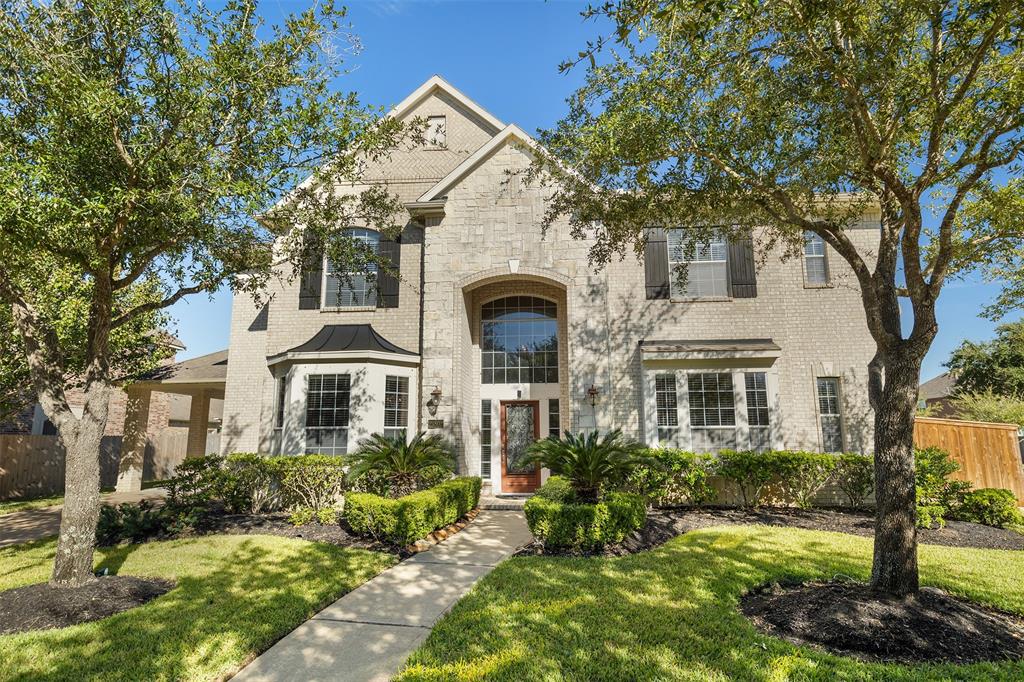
347 432 455 498
526 429 649 503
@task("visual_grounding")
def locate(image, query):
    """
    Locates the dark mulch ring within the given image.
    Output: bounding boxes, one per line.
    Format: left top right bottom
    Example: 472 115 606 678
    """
187 510 400 556
0 576 173 636
741 580 1024 664
607 506 1024 556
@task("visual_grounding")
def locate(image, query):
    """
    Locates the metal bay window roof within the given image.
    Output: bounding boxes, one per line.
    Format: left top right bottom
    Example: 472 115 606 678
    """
267 324 418 366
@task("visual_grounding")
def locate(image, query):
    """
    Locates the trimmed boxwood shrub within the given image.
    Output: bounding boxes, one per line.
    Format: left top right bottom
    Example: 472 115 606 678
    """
773 451 838 509
953 488 1024 527
624 449 715 507
524 486 646 552
832 453 874 508
344 476 482 546
715 450 777 507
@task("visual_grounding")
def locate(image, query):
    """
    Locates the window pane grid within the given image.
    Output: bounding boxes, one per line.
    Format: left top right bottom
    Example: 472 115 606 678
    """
481 296 558 384
480 400 492 478
548 398 560 438
383 375 409 441
817 377 843 452
745 372 771 452
275 376 287 429
325 228 380 307
804 231 828 284
667 230 729 298
688 372 737 453
305 373 351 455
655 374 679 444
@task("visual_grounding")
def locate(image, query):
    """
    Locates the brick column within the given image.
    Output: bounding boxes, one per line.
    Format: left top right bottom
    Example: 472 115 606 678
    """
115 385 151 492
186 390 212 457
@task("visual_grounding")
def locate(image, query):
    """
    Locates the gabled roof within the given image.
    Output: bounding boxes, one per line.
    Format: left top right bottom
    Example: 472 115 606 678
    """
388 75 505 133
919 372 955 400
266 324 417 366
137 349 229 384
417 124 538 203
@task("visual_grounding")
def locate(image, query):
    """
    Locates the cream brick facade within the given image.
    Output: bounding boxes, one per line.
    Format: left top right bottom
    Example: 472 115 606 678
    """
220 76 879 493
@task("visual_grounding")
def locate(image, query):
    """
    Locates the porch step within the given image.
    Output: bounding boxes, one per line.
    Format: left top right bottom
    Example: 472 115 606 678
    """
480 494 530 510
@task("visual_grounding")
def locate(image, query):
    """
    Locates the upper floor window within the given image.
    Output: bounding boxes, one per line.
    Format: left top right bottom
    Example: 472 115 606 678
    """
667 231 729 298
803 231 830 285
427 115 447 147
481 296 558 384
324 228 379 307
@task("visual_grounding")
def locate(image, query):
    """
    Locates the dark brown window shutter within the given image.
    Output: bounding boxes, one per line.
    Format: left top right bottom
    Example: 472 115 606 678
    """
644 228 670 300
376 238 401 309
728 237 757 298
298 242 323 310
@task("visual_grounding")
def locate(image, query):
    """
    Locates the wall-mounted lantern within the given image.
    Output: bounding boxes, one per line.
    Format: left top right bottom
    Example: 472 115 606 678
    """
586 384 600 407
428 386 443 416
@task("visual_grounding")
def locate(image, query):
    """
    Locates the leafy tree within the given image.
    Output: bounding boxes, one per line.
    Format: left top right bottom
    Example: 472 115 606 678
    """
534 0 1024 594
0 0 415 587
0 264 174 425
947 320 1024 397
527 430 648 503
952 389 1024 426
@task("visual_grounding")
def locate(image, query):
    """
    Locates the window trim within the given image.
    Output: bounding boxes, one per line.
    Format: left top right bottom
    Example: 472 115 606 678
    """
274 375 287 430
426 115 447 148
383 375 409 441
321 228 381 310
665 229 732 301
303 373 352 455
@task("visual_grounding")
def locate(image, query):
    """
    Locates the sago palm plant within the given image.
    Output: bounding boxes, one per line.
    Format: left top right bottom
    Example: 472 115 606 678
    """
527 429 648 503
348 432 455 498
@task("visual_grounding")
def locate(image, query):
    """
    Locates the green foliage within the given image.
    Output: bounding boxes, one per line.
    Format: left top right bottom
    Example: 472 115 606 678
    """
715 450 777 507
526 429 648 503
166 455 226 511
347 432 455 498
952 389 1024 427
95 501 171 546
833 454 875 508
532 475 577 503
223 452 282 514
947 321 1024 396
523 492 646 552
623 449 715 506
954 488 1024 528
915 447 973 528
288 507 341 527
773 451 839 509
272 455 346 513
344 477 482 546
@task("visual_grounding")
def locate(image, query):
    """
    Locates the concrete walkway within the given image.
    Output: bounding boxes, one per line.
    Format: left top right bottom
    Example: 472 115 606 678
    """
0 488 167 548
233 510 532 682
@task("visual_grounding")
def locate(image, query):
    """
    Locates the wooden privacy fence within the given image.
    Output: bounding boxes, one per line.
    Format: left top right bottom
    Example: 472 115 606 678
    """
0 430 189 500
914 417 1024 505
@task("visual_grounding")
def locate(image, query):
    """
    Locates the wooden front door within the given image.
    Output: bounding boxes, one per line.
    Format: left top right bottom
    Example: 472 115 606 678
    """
500 400 541 493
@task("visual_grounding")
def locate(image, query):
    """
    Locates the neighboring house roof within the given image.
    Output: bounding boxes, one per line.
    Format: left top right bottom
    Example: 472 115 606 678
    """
138 349 229 385
267 324 418 366
919 371 955 401
167 393 224 425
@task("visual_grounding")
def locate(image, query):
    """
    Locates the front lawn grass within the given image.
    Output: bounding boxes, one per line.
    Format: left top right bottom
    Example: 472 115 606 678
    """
398 526 1024 681
0 495 65 516
0 535 394 681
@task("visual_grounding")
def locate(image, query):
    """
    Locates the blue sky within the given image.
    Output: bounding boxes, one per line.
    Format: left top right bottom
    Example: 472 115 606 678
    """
168 0 1020 383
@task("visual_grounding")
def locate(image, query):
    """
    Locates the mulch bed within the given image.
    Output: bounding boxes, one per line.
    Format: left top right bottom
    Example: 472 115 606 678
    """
189 510 397 554
609 507 1024 556
0 576 173 636
741 580 1024 664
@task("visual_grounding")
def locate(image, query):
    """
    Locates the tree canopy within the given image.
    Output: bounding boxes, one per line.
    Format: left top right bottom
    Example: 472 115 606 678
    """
947 320 1024 397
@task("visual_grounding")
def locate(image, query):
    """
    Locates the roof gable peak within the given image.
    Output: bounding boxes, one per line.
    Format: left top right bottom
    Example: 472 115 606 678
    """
388 75 504 133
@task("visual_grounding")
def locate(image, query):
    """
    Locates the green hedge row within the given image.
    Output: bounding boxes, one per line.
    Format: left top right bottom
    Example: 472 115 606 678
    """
344 476 482 546
623 448 874 509
524 483 646 552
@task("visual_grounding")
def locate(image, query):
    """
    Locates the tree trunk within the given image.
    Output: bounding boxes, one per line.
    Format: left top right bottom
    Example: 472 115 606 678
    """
50 385 111 588
869 349 922 596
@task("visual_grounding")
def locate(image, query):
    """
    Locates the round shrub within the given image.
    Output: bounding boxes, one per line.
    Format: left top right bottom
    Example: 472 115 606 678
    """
624 449 715 507
954 488 1023 527
523 492 646 552
833 454 874 508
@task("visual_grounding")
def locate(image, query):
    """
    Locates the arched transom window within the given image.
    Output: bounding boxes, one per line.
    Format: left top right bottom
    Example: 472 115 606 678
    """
481 296 558 384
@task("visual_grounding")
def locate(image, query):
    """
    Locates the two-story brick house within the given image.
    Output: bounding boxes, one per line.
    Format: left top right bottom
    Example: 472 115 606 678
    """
212 75 878 494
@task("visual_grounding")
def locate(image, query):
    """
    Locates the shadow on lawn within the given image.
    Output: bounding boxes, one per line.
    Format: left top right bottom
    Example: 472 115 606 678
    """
3 538 387 682
401 527 1024 681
